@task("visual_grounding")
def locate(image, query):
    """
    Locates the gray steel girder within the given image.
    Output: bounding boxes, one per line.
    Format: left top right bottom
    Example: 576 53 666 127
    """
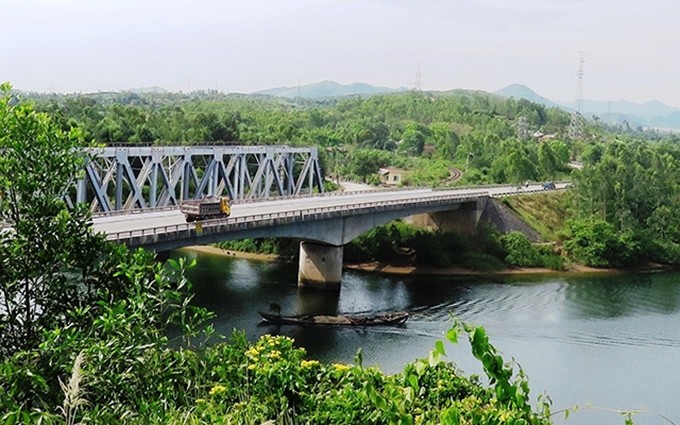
76 146 323 213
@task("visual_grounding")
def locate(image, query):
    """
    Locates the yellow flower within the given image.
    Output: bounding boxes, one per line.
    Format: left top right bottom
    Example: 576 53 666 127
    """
460 395 480 409
499 411 512 422
332 363 351 372
300 359 320 369
247 364 256 370
268 350 281 360
245 347 260 357
209 384 227 396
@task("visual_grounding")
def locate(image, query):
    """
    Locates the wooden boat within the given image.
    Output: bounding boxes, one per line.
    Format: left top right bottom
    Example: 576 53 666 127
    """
259 311 409 326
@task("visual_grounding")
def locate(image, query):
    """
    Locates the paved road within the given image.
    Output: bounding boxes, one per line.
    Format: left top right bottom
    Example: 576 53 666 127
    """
93 188 442 234
338 181 374 192
92 183 567 236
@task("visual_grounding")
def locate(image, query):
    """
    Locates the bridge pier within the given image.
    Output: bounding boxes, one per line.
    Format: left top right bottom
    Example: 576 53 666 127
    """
298 241 343 291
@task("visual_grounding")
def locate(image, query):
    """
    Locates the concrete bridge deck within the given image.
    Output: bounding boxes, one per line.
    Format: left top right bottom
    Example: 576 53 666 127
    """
93 183 566 248
91 182 567 289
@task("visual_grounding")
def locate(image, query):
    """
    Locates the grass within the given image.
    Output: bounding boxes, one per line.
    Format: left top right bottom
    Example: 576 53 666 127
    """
502 191 570 241
59 351 87 425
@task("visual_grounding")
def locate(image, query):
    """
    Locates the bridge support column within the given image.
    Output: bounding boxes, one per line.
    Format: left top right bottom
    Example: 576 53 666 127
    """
298 241 343 290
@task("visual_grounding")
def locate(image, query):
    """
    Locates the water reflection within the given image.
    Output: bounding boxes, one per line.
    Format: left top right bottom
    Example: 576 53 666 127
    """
171 248 680 425
293 288 339 315
562 272 680 319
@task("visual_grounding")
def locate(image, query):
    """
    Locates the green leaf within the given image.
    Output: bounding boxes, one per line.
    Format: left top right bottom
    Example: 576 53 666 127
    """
408 374 418 390
403 386 414 403
428 350 440 367
414 359 427 375
435 340 446 356
446 327 459 344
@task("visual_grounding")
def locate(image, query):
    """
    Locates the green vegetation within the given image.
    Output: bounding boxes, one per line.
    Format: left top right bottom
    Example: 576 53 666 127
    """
0 85 558 423
5 75 679 422
501 192 570 241
499 232 565 270
345 221 507 272
216 238 298 259
23 86 680 270
0 83 124 357
343 221 565 271
567 141 680 267
25 89 578 187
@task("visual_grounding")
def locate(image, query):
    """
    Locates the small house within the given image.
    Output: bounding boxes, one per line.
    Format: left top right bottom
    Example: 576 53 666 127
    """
378 167 406 186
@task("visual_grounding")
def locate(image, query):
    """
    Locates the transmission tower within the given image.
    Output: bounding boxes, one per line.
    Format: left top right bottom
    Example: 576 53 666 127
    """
516 116 529 140
568 51 586 140
414 63 422 92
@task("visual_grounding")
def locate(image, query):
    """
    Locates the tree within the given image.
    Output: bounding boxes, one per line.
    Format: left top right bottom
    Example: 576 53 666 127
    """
347 149 392 183
0 84 123 357
505 146 537 184
428 122 459 159
563 218 640 267
500 232 541 267
549 140 570 166
537 141 559 179
399 121 427 155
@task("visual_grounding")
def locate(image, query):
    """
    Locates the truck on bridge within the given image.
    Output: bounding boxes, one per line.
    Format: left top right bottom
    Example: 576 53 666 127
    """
180 197 231 222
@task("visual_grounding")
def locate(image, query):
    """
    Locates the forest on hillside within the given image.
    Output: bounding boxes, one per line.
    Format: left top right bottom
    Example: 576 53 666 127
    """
18 88 680 267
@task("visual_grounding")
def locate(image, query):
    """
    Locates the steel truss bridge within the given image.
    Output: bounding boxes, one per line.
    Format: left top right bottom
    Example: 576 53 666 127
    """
67 146 324 213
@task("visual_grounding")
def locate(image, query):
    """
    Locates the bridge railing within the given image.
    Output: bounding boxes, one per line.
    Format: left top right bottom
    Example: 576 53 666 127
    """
91 205 180 218
104 191 489 243
91 186 438 217
91 182 571 218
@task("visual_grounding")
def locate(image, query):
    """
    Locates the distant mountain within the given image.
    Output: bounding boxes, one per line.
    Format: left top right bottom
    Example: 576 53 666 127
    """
495 84 680 130
561 99 680 120
129 87 168 94
494 84 565 110
255 80 404 99
575 99 680 130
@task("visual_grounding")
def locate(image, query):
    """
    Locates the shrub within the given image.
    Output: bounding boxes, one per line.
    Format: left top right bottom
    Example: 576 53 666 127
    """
500 232 542 267
564 218 642 267
460 253 506 272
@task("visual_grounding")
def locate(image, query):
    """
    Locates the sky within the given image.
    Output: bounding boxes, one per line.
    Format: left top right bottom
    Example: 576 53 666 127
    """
3 0 680 106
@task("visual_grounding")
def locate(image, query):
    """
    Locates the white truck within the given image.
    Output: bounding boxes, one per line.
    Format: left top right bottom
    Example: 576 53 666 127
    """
180 197 231 222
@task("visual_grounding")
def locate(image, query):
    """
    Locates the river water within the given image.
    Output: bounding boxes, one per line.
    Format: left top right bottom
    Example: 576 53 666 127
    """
172 248 680 425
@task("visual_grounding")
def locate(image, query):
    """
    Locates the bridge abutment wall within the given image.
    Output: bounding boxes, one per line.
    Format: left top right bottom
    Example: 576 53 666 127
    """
405 198 487 236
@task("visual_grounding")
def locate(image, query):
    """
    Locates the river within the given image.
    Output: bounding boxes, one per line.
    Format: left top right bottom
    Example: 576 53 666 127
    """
172 247 680 425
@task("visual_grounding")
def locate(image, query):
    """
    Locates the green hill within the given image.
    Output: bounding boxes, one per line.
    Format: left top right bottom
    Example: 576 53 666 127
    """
255 80 404 99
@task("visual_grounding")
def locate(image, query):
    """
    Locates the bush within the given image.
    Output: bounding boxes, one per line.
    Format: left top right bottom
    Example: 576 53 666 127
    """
646 239 680 265
500 232 541 267
540 253 566 270
216 238 298 258
345 221 420 264
564 218 642 267
346 221 510 270
460 253 506 272
160 323 552 425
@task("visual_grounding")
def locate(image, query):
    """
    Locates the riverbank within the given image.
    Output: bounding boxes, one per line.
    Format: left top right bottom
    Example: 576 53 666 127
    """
183 245 283 262
343 261 617 277
181 245 627 277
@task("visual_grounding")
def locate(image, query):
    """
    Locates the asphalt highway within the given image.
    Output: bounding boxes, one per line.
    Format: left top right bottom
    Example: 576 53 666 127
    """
91 183 566 236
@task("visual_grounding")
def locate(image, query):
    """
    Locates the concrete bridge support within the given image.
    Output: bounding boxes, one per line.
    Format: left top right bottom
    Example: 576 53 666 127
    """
298 241 343 290
406 198 487 236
